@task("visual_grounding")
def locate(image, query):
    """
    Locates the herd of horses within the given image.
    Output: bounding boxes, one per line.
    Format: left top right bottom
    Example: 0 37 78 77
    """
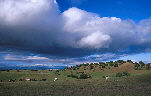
7 78 58 82
8 78 47 82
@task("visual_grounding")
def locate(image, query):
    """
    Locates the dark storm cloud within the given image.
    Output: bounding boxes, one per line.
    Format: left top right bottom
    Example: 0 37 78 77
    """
0 0 151 57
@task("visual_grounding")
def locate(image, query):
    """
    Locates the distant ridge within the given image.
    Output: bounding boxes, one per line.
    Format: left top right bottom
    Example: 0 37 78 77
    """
0 65 67 70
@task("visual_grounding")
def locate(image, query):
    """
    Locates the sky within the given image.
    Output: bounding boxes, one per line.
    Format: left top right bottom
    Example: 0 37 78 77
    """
57 0 151 22
0 0 151 68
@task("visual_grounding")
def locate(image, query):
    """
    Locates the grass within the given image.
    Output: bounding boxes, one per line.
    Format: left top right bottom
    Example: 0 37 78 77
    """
0 62 151 96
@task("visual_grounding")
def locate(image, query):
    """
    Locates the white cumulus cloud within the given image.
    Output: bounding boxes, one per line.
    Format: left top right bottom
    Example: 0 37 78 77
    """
0 0 151 56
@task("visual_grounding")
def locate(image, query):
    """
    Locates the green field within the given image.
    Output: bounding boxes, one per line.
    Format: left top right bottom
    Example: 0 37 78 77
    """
0 61 151 96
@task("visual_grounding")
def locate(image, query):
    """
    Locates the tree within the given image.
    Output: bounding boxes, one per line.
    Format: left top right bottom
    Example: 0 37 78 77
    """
114 63 119 67
117 60 125 64
127 60 133 63
146 63 151 70
67 74 78 79
134 62 140 70
139 61 145 68
102 65 105 68
116 72 123 77
116 71 130 77
89 64 94 70
123 71 130 76
78 74 90 79
108 61 114 67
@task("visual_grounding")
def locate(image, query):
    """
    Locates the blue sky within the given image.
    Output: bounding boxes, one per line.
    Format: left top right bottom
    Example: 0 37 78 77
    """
57 0 151 22
0 0 151 68
117 52 151 63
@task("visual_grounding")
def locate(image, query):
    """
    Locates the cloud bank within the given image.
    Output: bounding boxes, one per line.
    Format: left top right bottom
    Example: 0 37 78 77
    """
0 0 151 57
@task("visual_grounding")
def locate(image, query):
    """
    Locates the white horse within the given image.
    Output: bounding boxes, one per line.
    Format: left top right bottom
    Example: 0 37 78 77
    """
105 76 110 80
54 78 58 81
25 79 30 81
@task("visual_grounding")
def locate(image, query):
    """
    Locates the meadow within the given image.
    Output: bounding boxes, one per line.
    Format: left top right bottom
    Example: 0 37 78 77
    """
0 60 151 96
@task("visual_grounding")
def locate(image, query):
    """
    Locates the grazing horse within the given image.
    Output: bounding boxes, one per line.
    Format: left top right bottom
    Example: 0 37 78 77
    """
19 78 31 81
25 79 30 81
54 78 58 81
42 78 47 81
9 79 16 82
105 76 110 80
19 79 26 81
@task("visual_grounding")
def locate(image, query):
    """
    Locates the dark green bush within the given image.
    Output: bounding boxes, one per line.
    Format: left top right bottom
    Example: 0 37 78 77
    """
17 70 20 72
67 74 78 78
139 61 145 67
108 61 114 67
116 71 130 77
73 67 76 70
116 72 123 77
114 63 119 67
134 62 141 70
78 74 90 79
101 65 105 68
117 60 126 64
127 60 133 63
90 65 94 70
146 63 150 70
123 71 130 76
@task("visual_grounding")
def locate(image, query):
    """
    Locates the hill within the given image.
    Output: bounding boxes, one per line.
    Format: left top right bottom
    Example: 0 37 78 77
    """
0 60 151 96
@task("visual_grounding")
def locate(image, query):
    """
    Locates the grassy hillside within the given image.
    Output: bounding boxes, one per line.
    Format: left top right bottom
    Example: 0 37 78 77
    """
0 60 151 96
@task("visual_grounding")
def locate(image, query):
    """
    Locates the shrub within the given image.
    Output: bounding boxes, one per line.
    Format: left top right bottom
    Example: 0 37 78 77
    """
134 67 141 70
127 60 133 63
17 70 20 72
134 62 141 70
117 60 126 64
67 74 78 79
116 71 130 77
89 65 94 70
123 71 130 76
139 61 145 67
116 72 123 77
72 67 76 70
108 61 114 67
78 74 90 79
146 63 151 70
102 66 105 68
68 73 91 79
94 63 99 65
114 63 119 67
